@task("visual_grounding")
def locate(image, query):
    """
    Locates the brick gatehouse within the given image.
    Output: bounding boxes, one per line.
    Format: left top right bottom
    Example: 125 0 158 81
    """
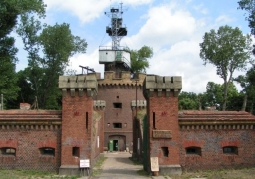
1 72 255 176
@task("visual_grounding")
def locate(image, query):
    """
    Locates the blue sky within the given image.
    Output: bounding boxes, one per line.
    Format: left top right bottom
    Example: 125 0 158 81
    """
15 0 254 93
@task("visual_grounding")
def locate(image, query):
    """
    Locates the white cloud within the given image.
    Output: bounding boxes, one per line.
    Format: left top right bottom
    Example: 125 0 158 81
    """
44 0 153 24
123 3 197 50
69 50 104 77
119 2 219 93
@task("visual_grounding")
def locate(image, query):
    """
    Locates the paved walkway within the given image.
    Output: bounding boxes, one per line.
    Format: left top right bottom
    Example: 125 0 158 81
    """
92 152 151 179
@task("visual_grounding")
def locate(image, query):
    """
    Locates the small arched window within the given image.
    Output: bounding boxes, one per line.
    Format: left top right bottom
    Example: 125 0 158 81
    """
185 147 201 156
1 148 16 156
223 146 238 155
39 147 55 156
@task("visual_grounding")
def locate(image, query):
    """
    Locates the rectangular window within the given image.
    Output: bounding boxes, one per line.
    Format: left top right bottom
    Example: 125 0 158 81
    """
186 147 201 156
113 123 122 128
40 147 55 156
161 147 169 157
72 147 80 157
1 148 16 156
223 146 238 155
113 103 122 108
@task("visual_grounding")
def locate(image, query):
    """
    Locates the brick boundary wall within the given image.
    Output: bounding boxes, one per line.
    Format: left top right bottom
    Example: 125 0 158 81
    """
0 110 61 172
179 111 255 171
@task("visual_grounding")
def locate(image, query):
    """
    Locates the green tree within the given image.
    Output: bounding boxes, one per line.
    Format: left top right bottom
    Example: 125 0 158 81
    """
130 46 153 75
0 0 45 109
235 66 255 113
178 91 199 110
204 82 223 109
199 25 253 110
17 16 88 109
238 0 255 55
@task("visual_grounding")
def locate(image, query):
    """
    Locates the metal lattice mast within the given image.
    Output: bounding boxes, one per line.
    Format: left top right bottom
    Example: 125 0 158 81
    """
105 3 127 50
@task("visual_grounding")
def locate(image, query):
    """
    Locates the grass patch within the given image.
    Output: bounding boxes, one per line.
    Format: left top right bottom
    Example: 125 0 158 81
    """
92 155 107 176
168 167 255 179
0 169 79 179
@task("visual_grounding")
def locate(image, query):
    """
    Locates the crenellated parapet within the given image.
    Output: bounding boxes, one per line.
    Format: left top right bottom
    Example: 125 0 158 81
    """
131 100 147 110
59 75 98 97
143 75 182 99
94 100 106 110
97 71 145 87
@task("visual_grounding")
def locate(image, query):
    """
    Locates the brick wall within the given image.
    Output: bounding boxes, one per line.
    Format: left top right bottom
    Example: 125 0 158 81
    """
147 91 180 165
0 110 61 172
179 111 255 171
61 91 93 166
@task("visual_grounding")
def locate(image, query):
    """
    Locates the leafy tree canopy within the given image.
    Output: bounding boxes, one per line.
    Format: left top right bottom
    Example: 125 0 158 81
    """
130 46 153 74
200 25 253 110
17 15 87 109
0 0 46 109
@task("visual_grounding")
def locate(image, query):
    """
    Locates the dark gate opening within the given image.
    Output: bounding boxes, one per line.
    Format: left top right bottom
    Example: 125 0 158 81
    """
113 140 118 151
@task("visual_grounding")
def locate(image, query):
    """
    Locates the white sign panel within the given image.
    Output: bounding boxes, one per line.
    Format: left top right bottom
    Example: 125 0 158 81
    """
150 157 159 171
80 159 90 168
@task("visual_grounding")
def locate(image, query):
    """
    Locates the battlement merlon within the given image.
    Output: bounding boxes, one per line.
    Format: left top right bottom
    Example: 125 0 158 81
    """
143 75 182 98
131 100 147 110
94 100 106 110
58 75 98 97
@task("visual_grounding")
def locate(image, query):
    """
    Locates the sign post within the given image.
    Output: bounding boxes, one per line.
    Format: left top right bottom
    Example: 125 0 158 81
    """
80 159 90 176
150 157 159 176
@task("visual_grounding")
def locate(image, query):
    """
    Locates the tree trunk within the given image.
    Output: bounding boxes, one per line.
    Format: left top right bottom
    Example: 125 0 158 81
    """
241 94 247 111
222 81 229 111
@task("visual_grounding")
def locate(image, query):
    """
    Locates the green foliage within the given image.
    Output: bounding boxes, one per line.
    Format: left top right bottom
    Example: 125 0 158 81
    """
16 12 87 109
204 81 240 110
200 25 253 110
238 0 255 55
179 92 199 110
130 46 153 74
0 0 45 109
235 66 255 113
238 0 255 36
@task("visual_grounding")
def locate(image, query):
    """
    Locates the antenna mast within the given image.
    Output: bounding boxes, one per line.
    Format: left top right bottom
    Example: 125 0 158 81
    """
105 2 127 50
99 3 130 76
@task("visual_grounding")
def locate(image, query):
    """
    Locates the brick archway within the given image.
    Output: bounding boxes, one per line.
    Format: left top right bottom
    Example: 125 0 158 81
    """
109 135 126 151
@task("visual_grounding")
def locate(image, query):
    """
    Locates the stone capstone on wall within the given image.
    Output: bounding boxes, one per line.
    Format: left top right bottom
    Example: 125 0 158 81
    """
131 100 147 109
143 75 182 98
94 100 106 110
59 75 98 97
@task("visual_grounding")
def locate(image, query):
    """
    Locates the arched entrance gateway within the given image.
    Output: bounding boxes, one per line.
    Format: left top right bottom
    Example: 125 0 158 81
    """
108 135 126 152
